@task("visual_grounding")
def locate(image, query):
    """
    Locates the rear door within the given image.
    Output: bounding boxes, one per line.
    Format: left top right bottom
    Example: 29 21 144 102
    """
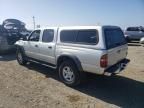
104 28 128 67
39 29 56 65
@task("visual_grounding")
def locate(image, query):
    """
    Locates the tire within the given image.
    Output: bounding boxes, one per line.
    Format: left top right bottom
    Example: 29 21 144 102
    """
59 60 82 86
16 49 27 65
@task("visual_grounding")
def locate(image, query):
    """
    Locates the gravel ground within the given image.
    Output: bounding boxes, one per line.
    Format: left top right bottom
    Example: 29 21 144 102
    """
0 43 144 108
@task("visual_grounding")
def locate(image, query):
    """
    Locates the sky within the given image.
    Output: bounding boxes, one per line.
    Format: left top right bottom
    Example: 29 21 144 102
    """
0 0 144 29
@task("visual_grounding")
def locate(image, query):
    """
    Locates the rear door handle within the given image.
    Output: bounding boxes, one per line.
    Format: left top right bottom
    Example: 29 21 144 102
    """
48 46 52 49
35 45 38 47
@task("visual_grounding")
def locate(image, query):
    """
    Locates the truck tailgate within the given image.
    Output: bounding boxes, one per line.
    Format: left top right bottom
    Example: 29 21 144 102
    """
107 44 128 67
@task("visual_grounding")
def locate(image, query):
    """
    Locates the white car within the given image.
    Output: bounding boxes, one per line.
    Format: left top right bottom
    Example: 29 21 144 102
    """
124 27 144 42
140 37 144 46
15 25 129 86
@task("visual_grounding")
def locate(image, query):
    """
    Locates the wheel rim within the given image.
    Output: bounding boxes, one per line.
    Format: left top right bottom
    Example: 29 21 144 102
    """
62 66 75 82
17 52 23 63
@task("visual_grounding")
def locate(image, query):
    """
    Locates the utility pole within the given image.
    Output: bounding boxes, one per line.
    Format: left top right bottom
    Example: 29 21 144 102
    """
33 16 35 30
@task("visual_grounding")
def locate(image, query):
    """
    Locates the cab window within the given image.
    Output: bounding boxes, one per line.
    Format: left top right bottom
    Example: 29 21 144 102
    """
28 30 40 42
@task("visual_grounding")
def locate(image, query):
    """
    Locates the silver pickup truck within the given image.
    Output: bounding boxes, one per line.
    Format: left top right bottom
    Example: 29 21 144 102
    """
15 26 129 86
124 27 144 42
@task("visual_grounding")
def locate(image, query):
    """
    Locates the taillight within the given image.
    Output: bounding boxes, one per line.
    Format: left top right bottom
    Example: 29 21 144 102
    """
100 54 108 68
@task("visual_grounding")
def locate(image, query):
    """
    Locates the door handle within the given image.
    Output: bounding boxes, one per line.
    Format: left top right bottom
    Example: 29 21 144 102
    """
35 45 38 47
48 46 52 49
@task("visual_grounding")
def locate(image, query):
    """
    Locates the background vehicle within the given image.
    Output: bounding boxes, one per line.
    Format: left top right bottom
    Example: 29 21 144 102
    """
0 19 31 53
124 26 144 42
0 25 13 53
15 26 128 86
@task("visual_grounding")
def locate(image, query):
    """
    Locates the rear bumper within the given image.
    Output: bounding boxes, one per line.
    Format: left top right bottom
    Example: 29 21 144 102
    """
104 59 130 75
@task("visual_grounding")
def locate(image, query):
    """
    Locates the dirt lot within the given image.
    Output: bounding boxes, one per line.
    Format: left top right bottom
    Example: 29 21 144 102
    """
0 43 144 108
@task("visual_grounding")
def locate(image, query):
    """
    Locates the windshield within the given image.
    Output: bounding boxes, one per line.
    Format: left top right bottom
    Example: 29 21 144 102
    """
104 28 127 49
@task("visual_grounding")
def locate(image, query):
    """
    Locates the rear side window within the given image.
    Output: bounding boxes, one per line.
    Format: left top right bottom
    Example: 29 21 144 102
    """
60 30 77 42
42 29 54 42
104 28 127 49
76 30 97 44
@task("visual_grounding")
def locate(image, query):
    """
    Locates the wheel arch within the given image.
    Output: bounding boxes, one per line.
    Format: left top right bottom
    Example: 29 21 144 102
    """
16 45 24 52
57 55 83 72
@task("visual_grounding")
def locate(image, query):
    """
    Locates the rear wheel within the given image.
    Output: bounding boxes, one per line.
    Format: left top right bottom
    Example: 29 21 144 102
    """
59 60 82 86
16 49 27 65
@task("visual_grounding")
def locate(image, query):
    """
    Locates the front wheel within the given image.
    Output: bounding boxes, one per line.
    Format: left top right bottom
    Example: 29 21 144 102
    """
59 60 82 86
16 49 27 65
